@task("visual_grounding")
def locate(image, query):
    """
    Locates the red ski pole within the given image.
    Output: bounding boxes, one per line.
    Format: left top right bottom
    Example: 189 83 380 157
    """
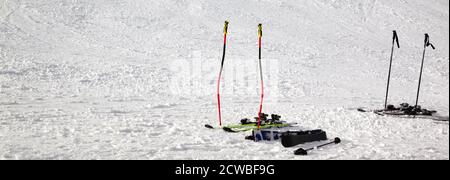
217 21 228 126
257 24 264 129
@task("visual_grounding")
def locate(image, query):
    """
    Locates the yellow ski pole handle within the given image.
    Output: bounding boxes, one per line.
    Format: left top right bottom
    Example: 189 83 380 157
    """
258 23 262 37
224 21 229 35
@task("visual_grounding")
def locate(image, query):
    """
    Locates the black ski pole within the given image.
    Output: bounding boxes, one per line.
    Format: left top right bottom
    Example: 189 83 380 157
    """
414 34 435 109
294 137 341 155
384 30 400 110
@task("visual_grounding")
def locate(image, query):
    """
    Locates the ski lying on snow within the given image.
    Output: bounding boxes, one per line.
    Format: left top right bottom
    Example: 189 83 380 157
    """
294 137 341 156
281 129 328 148
204 122 297 133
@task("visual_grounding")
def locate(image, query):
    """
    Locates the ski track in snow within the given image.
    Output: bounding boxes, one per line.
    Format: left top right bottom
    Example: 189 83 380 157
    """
0 0 448 159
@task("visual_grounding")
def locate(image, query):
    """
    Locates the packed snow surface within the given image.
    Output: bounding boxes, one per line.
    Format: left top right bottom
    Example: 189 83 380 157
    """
0 0 448 159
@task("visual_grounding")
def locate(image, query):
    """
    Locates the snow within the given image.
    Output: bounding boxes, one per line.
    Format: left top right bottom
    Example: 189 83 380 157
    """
0 0 448 159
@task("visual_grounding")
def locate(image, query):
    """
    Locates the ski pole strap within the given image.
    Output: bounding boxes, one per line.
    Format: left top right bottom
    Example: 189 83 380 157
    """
224 21 229 35
424 33 435 49
258 24 262 37
393 30 400 48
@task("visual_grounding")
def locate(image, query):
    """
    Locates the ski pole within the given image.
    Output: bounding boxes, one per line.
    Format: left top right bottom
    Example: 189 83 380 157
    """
257 23 264 129
217 21 229 126
294 137 341 155
384 30 400 110
414 33 435 109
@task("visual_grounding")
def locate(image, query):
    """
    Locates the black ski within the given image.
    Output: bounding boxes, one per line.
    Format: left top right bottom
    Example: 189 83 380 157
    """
281 129 328 148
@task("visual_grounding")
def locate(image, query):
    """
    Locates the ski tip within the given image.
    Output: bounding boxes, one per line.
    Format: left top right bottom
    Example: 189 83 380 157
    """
205 124 214 129
357 108 367 112
223 127 237 133
294 148 308 156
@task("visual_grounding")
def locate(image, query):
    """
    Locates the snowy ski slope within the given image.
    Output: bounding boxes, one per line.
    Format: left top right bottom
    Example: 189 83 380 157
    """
0 0 448 159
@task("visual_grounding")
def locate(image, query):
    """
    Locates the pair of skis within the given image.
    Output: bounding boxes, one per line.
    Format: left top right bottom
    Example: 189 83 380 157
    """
215 21 265 129
206 113 297 132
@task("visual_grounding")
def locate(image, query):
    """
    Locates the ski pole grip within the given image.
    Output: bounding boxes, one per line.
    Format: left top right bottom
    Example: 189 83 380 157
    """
393 30 400 48
424 33 435 50
258 23 262 37
224 21 229 35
